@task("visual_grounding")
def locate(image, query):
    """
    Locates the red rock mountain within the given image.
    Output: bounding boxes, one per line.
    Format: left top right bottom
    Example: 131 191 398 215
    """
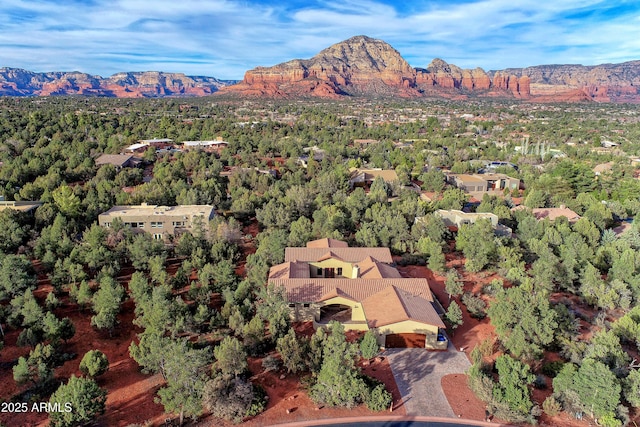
219 35 531 99
0 68 232 97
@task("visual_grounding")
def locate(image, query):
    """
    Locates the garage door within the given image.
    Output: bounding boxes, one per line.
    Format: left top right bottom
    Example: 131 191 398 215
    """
385 333 426 348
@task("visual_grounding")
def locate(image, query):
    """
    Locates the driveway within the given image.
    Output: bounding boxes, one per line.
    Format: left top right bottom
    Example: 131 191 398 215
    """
385 342 471 418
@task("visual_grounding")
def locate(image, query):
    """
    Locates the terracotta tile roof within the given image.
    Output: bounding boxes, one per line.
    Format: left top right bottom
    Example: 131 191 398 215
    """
362 286 444 328
268 261 310 279
306 238 349 248
319 287 356 302
317 251 345 262
270 278 434 303
285 247 393 263
356 256 402 279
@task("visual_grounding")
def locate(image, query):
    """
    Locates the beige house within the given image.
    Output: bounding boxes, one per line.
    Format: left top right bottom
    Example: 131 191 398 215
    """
432 209 512 237
447 173 520 193
268 238 447 350
95 154 139 170
98 203 215 240
512 205 581 222
348 168 399 188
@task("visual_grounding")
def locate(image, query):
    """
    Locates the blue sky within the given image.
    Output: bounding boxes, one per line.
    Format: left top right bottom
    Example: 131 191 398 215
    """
1 0 639 79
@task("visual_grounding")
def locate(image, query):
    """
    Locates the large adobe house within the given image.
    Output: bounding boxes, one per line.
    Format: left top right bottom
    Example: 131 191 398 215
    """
268 238 447 349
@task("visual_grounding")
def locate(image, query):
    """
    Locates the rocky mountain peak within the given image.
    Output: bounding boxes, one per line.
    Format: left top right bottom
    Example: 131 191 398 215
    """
312 35 414 74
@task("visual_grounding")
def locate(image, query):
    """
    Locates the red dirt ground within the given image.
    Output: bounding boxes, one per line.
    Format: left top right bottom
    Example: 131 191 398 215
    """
0 265 166 427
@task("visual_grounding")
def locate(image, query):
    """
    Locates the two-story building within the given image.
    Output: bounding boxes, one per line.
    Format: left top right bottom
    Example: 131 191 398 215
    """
98 204 215 240
447 173 520 193
268 238 447 350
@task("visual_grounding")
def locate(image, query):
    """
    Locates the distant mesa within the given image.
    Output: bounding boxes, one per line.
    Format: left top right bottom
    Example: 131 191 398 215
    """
0 68 235 97
2 35 640 102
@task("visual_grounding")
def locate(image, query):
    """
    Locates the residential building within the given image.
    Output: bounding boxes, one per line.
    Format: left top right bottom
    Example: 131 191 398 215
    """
98 203 215 240
432 209 512 237
0 200 42 214
348 168 399 188
512 205 581 222
94 154 139 170
182 137 229 152
268 238 447 350
446 173 520 193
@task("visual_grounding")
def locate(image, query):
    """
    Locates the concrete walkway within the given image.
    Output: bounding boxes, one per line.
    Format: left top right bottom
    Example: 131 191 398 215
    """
385 343 471 418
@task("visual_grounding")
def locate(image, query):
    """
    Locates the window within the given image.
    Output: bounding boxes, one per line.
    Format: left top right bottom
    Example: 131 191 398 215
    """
337 267 343 276
151 221 163 228
172 221 186 227
104 222 111 228
125 222 144 228
153 233 163 240
303 303 310 308
288 303 295 308
317 268 323 276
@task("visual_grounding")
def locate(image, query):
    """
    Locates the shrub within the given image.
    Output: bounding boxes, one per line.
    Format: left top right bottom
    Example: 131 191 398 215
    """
245 384 267 418
462 292 487 319
79 350 109 378
542 396 561 417
365 384 392 411
261 355 280 373
533 374 547 389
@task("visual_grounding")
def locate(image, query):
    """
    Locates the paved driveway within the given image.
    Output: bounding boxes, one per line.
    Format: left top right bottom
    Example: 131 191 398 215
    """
385 342 471 418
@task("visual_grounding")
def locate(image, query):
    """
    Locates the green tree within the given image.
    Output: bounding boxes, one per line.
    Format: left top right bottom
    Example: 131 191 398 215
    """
79 350 109 378
446 301 464 331
52 184 81 218
436 187 467 210
214 336 247 377
49 375 107 427
553 360 622 422
492 355 535 416
91 275 125 334
444 269 464 301
360 330 379 360
276 328 308 374
0 254 37 300
310 321 367 408
127 233 165 271
156 342 210 426
456 218 497 272
0 209 28 253
488 285 558 359
624 369 640 407
13 343 55 389
256 283 290 341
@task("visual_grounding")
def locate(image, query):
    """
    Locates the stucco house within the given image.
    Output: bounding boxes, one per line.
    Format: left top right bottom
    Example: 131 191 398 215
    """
98 203 215 240
431 209 512 237
268 238 447 349
348 168 399 188
446 172 520 193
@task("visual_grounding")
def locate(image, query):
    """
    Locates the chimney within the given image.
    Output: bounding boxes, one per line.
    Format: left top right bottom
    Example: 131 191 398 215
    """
352 265 360 279
560 204 566 210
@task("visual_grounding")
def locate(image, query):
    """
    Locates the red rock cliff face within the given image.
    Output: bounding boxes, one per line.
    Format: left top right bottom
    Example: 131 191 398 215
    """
221 36 422 98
